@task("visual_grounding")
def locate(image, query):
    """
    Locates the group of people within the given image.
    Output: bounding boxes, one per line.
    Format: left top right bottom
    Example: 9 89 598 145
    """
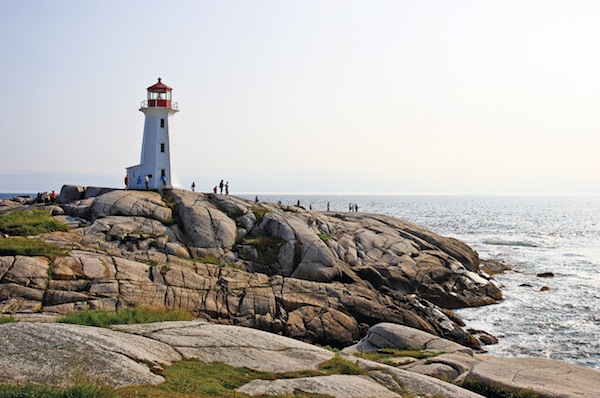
35 191 56 204
300 201 360 212
213 179 230 195
125 175 151 189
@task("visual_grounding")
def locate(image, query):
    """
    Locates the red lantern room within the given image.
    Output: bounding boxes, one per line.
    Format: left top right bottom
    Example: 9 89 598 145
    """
146 77 173 108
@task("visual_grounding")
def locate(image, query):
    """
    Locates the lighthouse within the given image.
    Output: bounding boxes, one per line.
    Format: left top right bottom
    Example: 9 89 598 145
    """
126 78 181 190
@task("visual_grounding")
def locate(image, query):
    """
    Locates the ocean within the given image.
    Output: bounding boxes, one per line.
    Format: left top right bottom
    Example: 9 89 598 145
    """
3 192 599 368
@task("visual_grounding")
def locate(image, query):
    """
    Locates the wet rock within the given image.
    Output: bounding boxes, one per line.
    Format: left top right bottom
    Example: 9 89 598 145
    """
480 259 512 275
468 328 499 345
537 272 555 278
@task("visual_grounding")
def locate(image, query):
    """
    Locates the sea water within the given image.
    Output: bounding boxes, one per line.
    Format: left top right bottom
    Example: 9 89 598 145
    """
243 194 600 369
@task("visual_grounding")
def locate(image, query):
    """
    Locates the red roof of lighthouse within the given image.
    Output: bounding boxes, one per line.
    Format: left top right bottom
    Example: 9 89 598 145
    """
147 77 172 92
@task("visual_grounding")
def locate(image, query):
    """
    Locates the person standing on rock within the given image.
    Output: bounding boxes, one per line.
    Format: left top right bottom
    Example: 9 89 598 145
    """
225 182 229 195
191 182 196 192
144 175 149 189
161 175 167 187
213 186 217 193
219 180 224 194
124 175 129 188
137 176 142 189
327 202 330 211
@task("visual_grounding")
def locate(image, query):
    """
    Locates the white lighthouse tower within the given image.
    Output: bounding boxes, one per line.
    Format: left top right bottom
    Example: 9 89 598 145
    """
126 78 181 190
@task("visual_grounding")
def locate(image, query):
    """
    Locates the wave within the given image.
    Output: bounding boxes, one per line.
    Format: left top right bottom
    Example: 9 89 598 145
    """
481 239 540 248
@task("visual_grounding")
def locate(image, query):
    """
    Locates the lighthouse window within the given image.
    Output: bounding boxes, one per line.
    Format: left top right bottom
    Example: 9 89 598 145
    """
160 118 165 128
160 143 165 153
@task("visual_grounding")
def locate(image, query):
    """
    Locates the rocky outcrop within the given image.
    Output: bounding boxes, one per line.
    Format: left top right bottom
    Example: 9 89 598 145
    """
345 323 600 398
462 357 600 398
349 323 473 355
237 375 403 398
0 186 503 348
0 320 483 397
2 319 598 398
0 322 180 388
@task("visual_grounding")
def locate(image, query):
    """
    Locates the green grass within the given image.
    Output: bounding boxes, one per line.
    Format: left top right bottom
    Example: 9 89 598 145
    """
0 356 360 398
0 237 66 261
356 347 440 361
317 233 332 241
459 380 540 398
57 308 195 328
317 355 367 376
251 206 268 223
0 355 385 398
0 316 18 324
238 235 285 266
118 356 362 398
0 384 116 398
160 192 177 211
0 209 69 236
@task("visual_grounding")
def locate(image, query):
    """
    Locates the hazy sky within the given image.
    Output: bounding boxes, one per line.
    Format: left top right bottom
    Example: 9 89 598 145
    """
1 1 599 194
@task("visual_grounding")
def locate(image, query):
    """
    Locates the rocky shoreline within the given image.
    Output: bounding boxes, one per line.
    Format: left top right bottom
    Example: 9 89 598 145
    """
1 185 598 396
1 185 502 348
2 319 599 397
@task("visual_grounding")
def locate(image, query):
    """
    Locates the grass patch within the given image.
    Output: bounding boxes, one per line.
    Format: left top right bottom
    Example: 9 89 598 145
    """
160 192 179 227
0 209 69 236
0 237 66 261
117 356 360 398
57 308 195 328
194 256 223 266
0 316 18 324
317 233 332 241
1 356 362 398
460 380 541 398
317 355 367 376
0 384 116 398
193 256 240 270
119 360 274 398
251 206 268 223
356 348 440 361
160 192 177 211
238 236 285 264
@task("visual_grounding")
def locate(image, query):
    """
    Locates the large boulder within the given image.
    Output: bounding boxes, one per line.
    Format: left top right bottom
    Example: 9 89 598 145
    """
237 374 402 398
90 190 172 223
170 191 237 258
57 185 85 204
462 357 600 398
113 320 334 373
0 322 181 388
349 322 473 356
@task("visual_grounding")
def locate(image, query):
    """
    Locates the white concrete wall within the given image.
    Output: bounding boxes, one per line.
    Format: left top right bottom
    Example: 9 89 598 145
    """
126 105 181 190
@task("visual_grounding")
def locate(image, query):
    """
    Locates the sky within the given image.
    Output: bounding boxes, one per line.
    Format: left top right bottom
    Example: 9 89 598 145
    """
1 1 599 195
